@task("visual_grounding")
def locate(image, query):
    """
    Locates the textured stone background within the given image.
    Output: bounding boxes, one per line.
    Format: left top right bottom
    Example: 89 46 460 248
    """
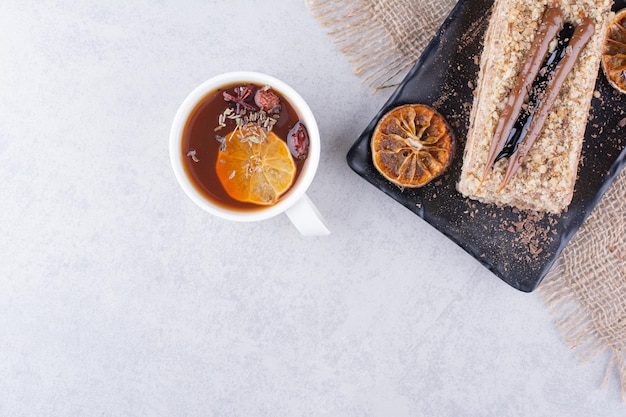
0 0 623 415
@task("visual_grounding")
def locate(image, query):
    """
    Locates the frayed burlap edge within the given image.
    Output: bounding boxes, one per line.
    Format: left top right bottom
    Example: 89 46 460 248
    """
541 261 626 400
305 0 456 90
305 0 409 89
540 169 626 400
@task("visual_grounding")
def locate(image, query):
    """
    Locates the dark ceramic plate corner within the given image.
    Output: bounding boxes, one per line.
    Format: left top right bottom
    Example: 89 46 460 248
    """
347 0 626 292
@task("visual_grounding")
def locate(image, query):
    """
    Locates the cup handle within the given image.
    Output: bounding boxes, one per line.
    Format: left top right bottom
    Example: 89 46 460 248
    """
285 194 330 236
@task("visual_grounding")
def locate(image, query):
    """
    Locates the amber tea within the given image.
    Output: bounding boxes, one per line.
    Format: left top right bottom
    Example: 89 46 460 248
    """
181 82 311 212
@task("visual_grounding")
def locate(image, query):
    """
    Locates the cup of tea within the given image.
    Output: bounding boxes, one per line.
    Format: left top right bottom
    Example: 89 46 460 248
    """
169 71 330 236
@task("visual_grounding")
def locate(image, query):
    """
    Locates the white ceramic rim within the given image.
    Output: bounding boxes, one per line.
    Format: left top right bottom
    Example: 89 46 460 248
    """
169 71 321 222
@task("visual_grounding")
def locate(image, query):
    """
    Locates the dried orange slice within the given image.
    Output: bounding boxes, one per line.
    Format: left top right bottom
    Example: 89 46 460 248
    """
216 125 296 205
371 104 455 187
602 8 626 93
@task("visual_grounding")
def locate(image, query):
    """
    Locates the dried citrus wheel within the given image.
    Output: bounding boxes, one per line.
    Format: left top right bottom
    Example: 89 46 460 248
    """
216 124 297 205
602 8 626 93
371 104 455 187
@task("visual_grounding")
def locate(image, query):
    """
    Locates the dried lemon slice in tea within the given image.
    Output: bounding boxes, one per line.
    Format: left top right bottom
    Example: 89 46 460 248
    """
216 124 297 205
602 8 626 93
371 104 455 187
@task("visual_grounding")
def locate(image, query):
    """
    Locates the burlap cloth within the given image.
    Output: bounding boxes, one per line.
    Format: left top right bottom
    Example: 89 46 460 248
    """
306 0 626 399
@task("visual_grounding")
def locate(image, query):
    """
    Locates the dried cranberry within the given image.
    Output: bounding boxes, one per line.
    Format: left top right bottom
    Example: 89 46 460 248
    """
254 88 281 113
287 121 309 159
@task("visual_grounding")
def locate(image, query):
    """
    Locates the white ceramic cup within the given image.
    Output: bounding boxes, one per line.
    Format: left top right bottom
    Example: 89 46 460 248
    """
169 71 330 236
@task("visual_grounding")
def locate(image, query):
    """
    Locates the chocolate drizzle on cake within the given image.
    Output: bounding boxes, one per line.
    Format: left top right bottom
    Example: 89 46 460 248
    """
480 3 596 190
500 17 595 190
481 4 564 181
495 22 575 163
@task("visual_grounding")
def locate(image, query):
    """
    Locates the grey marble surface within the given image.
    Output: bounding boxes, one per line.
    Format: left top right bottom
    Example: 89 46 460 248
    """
0 1 623 416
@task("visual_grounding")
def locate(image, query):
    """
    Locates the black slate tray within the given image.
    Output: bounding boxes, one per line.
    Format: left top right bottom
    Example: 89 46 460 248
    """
347 0 626 292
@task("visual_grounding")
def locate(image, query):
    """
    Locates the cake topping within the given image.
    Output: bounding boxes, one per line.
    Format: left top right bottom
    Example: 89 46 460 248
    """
495 22 575 163
499 17 595 191
482 4 564 181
